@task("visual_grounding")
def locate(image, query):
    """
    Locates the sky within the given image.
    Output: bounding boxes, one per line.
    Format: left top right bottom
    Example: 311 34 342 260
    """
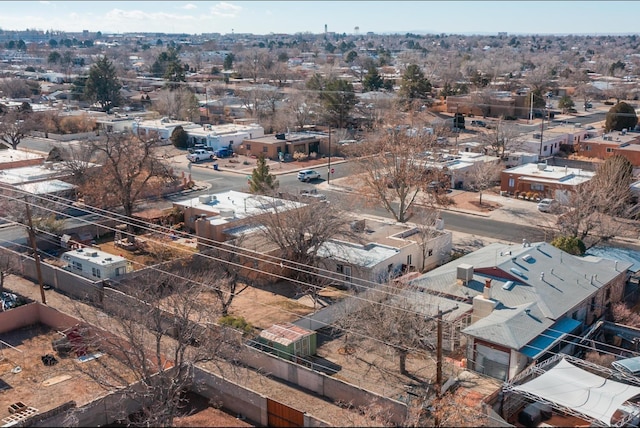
1 1 640 36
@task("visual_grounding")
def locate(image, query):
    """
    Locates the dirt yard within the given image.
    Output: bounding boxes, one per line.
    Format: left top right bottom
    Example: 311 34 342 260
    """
447 188 503 213
199 281 347 330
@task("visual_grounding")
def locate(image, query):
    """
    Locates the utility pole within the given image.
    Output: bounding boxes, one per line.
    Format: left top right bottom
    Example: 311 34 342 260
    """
24 198 46 304
327 127 331 184
436 309 443 394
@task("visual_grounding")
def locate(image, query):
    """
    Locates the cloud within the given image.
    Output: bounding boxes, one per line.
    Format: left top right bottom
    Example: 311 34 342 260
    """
210 2 242 18
105 8 196 23
182 3 197 10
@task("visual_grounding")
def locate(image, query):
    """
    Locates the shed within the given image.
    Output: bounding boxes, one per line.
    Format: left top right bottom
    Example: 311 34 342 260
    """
257 323 316 361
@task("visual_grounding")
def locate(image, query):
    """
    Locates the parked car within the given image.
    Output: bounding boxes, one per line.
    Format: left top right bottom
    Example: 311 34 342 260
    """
187 149 215 162
297 169 321 182
188 144 214 154
470 120 487 128
537 198 558 213
213 148 233 158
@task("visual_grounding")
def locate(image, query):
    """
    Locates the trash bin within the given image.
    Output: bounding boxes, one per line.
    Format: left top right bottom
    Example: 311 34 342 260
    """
213 164 219 171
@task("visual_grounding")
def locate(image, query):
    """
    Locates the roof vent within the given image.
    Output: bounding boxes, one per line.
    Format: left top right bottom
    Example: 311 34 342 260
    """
510 267 525 277
502 281 515 291
522 254 533 262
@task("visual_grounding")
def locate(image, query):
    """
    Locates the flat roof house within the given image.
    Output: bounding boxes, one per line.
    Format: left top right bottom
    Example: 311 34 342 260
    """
576 131 640 167
500 162 595 200
316 217 452 290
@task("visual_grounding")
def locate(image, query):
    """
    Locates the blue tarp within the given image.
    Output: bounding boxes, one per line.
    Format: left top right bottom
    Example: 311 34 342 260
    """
521 317 582 359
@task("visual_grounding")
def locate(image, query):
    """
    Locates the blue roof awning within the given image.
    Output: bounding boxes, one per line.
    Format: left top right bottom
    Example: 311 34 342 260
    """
521 317 582 359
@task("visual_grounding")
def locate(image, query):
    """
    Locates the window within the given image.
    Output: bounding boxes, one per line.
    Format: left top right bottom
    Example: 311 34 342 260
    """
407 255 412 266
543 145 548 152
263 147 268 153
585 145 591 151
91 268 101 278
590 297 596 311
508 178 515 188
245 144 251 150
428 249 433 257
72 261 82 271
606 148 613 153
336 264 344 273
531 183 545 191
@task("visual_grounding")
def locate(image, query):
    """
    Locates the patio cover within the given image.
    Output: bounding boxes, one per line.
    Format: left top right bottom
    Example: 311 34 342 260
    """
512 357 640 425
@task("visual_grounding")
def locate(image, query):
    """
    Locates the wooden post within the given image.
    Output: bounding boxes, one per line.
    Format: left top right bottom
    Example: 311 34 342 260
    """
24 198 46 304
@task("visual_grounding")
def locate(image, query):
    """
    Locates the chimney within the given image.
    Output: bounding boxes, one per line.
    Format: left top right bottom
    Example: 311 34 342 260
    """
483 279 492 299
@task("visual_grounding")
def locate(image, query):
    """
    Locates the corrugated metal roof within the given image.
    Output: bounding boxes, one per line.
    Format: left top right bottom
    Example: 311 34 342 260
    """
259 323 314 347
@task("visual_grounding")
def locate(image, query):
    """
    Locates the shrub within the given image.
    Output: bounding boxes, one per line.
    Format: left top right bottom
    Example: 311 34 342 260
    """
526 191 534 200
58 114 97 134
293 151 308 161
218 315 254 335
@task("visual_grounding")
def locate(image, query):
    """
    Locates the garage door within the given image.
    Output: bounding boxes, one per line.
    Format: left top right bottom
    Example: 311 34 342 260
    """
477 344 510 380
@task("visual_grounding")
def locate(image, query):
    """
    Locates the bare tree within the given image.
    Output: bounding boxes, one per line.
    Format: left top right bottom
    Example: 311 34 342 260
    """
191 239 251 317
0 110 34 149
70 270 241 426
258 197 359 307
153 87 200 122
60 142 98 187
556 155 638 247
346 127 434 223
334 281 436 376
480 118 524 158
80 132 176 237
0 253 17 302
467 161 502 206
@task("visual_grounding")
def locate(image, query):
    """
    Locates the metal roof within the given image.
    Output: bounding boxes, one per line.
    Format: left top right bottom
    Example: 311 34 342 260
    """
410 242 633 350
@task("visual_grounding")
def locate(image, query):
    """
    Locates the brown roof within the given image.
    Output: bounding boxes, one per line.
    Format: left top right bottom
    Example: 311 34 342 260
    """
259 323 314 346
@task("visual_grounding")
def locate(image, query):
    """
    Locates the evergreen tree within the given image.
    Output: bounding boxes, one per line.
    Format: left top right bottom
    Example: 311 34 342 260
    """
398 64 432 108
84 56 121 112
249 154 278 194
605 101 638 131
170 126 189 149
223 53 235 70
363 66 383 92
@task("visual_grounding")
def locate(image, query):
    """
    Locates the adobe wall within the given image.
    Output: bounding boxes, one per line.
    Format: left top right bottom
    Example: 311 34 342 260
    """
192 366 267 426
0 302 39 334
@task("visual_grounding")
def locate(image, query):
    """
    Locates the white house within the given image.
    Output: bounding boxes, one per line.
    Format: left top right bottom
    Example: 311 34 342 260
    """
186 123 264 152
61 247 131 281
132 117 198 143
316 217 452 290
131 119 264 152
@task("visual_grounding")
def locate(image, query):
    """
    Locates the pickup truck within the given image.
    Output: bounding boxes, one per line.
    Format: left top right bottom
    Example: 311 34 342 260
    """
186 149 215 162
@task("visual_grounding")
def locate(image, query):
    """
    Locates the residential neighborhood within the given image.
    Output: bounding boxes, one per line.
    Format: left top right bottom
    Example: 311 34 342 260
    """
0 3 640 427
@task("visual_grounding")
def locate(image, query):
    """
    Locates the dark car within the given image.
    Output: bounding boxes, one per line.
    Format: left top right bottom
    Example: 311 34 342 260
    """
213 148 233 158
471 120 487 128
